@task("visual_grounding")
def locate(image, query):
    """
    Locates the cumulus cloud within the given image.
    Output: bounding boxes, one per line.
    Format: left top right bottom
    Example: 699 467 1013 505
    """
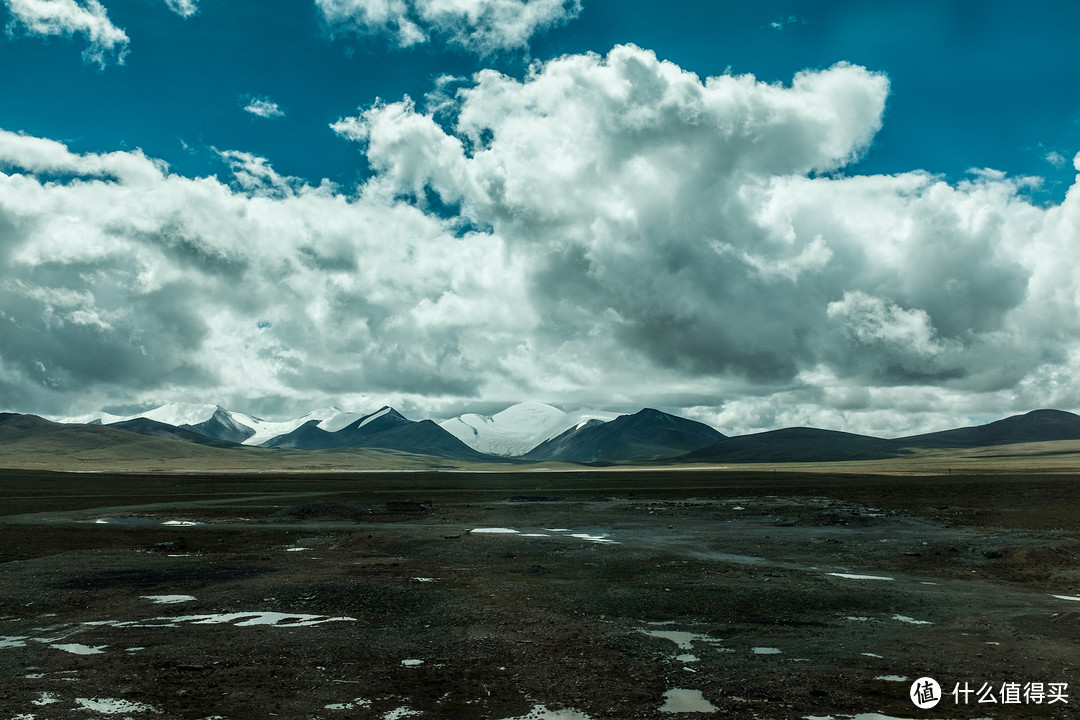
314 0 581 54
4 0 129 67
4 45 1080 436
242 96 286 119
164 0 197 18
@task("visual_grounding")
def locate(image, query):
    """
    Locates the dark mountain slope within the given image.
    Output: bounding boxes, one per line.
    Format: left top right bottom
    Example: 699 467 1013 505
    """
525 408 723 462
898 409 1080 449
680 427 904 463
110 418 241 449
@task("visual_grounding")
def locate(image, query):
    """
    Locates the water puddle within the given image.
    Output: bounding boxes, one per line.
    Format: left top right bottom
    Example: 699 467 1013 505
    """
494 706 593 720
862 653 883 658
170 612 355 627
74 698 158 714
659 689 718 713
1051 594 1080 601
891 614 931 625
84 611 355 629
31 692 59 706
1 636 28 649
413 577 435 583
141 595 196 604
676 653 699 662
639 629 723 650
382 708 422 719
472 527 618 544
286 547 310 552
751 647 782 655
874 675 908 682
93 517 203 526
826 573 894 581
325 698 371 710
400 659 423 666
51 643 106 655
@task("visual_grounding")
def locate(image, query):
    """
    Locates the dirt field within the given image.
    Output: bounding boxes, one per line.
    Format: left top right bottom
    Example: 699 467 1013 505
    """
1 469 1078 719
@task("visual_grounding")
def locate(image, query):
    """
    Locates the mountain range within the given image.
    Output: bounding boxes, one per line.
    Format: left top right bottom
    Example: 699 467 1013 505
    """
4 403 1077 465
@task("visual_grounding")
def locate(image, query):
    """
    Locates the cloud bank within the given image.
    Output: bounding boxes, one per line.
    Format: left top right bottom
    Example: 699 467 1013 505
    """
4 0 129 67
3 45 1080 435
314 0 582 54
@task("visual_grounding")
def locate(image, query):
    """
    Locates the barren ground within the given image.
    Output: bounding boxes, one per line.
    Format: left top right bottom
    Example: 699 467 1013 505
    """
1 469 1078 719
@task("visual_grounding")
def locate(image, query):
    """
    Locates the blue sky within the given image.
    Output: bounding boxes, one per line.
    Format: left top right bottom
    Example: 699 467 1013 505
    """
4 1 1079 199
2 0 1080 436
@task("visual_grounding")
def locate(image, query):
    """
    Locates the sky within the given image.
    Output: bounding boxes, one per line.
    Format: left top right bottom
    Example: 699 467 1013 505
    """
2 0 1080 437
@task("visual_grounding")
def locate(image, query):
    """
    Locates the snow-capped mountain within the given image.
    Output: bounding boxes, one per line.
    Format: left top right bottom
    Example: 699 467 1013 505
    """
57 402 366 447
439 401 621 456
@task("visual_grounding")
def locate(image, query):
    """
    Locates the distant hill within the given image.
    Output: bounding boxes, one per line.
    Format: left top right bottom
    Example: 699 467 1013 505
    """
109 418 241 449
0 412 245 461
680 427 904 463
897 409 1080 449
264 407 493 461
525 408 723 463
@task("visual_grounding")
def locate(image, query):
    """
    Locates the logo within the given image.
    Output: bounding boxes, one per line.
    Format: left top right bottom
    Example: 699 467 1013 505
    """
911 677 941 709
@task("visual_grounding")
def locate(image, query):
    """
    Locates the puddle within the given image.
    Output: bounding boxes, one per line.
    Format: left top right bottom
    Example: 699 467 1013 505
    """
875 675 908 682
325 698 371 710
826 573 894 581
1051 594 1080 601
85 611 355 629
401 659 423 666
676 653 699 662
413 577 435 582
752 647 782 655
74 698 158 714
286 547 310 552
494 705 593 720
919 582 939 586
569 533 618 544
1 635 28 649
170 612 354 627
659 689 718 713
891 615 931 625
51 643 106 655
862 653 884 658
521 533 550 537
32 692 59 706
845 616 870 621
94 517 203 526
382 708 422 720
471 528 520 534
141 595 196 604
544 528 570 532
640 629 723 650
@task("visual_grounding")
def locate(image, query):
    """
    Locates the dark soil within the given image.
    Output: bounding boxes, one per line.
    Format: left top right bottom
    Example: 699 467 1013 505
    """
1 469 1078 719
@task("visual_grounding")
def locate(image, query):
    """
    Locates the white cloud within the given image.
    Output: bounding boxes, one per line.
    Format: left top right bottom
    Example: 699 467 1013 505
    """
4 0 129 67
313 0 581 54
164 0 198 18
5 45 1080 436
1045 150 1067 168
242 97 286 119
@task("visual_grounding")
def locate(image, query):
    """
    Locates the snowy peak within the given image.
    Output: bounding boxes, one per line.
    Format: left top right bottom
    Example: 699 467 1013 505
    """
439 401 621 456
